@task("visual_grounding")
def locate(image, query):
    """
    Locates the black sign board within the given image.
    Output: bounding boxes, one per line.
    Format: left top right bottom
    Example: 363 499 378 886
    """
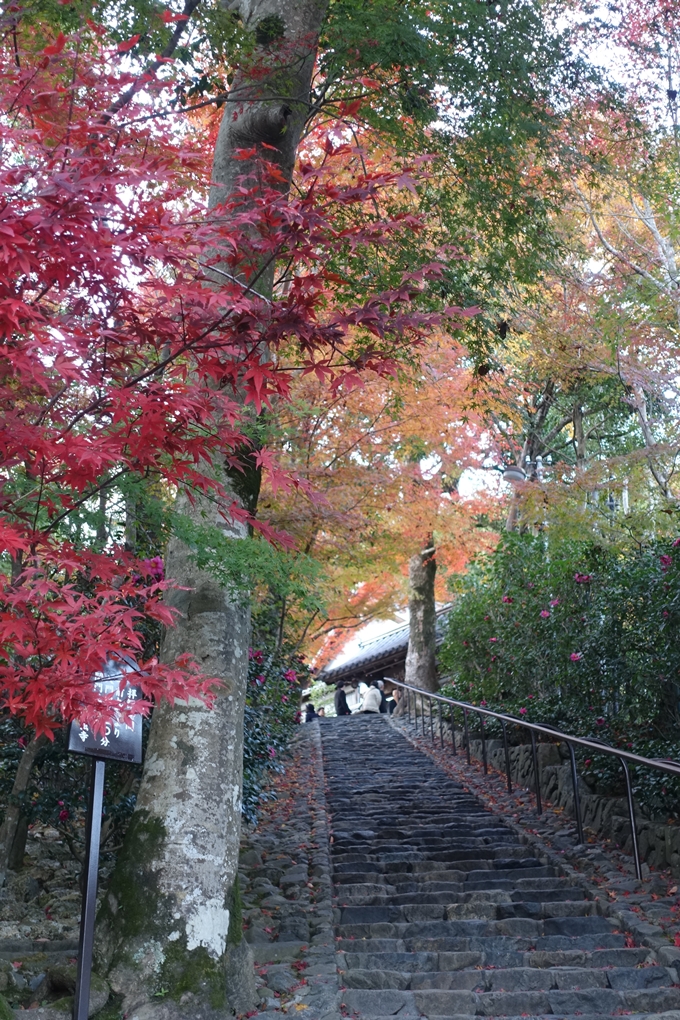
68 656 144 764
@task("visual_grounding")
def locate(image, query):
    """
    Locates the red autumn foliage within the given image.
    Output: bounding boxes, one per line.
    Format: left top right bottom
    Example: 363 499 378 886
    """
0 25 469 732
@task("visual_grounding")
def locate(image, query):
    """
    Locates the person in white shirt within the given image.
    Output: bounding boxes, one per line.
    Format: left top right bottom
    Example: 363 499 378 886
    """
361 681 383 713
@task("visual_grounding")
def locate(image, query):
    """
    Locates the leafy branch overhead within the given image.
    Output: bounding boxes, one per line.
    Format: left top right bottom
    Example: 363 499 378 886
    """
0 23 472 730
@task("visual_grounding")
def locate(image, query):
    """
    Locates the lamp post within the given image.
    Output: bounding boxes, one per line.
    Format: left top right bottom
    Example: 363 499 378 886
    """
67 655 144 1020
503 455 544 484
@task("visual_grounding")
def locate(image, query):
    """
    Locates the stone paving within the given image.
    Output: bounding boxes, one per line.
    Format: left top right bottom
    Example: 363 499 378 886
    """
323 714 680 1020
238 722 340 1020
394 711 680 960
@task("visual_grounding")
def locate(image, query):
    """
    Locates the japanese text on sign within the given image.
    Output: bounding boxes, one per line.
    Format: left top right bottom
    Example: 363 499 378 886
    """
68 658 144 763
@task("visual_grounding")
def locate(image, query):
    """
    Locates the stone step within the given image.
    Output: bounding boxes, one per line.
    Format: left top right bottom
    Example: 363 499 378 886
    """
401 933 629 952
333 860 550 878
342 963 676 992
335 885 588 905
335 914 617 942
331 847 530 863
332 823 515 835
332 834 519 846
339 986 680 1017
333 867 557 885
321 716 664 1019
336 899 600 923
339 946 653 971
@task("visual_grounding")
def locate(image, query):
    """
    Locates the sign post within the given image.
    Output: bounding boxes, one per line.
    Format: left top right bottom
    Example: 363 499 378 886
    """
67 656 144 1020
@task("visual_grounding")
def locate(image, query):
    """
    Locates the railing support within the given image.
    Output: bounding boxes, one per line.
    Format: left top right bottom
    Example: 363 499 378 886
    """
501 720 512 794
429 696 435 743
451 706 457 755
439 701 443 748
622 759 642 881
567 741 584 844
530 731 542 815
407 687 411 724
421 693 425 736
463 708 471 765
479 712 488 774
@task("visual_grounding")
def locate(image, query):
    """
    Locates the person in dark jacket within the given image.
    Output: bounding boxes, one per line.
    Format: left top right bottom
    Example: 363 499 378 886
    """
334 684 352 716
377 680 389 714
304 702 317 722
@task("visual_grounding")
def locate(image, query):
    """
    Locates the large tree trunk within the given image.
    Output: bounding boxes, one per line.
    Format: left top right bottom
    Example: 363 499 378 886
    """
209 0 326 209
404 540 438 693
96 1 328 1014
98 495 250 1018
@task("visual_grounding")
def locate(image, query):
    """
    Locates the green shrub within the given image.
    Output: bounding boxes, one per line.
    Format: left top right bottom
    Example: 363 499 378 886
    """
439 533 680 813
242 647 311 823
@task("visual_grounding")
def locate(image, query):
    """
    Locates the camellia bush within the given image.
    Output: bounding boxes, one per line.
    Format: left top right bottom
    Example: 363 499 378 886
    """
242 648 311 823
439 533 680 814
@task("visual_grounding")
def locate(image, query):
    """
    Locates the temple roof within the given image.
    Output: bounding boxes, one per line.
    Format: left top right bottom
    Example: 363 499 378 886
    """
318 607 451 684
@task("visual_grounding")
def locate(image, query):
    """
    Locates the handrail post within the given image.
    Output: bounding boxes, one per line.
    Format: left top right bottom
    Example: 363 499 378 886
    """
439 702 443 748
429 696 435 743
479 712 488 774
407 687 411 724
567 741 584 844
622 759 642 881
421 693 425 736
501 720 512 794
463 708 471 765
530 731 542 815
451 706 457 755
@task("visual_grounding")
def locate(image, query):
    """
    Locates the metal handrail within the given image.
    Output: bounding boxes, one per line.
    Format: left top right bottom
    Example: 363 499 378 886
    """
387 679 680 882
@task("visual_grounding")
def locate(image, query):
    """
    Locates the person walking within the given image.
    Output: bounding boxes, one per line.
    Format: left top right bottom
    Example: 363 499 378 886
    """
360 681 382 714
334 684 352 716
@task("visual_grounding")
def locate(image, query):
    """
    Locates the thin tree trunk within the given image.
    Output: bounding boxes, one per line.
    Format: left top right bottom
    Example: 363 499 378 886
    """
96 0 328 1013
404 540 438 693
505 437 530 532
630 384 672 497
0 733 47 873
573 403 586 469
506 384 554 532
96 487 108 551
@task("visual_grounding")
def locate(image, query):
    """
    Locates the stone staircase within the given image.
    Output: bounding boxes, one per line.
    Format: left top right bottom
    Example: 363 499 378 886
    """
320 714 680 1020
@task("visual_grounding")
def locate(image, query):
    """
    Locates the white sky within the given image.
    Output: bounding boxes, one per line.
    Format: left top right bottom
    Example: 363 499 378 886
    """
326 610 409 670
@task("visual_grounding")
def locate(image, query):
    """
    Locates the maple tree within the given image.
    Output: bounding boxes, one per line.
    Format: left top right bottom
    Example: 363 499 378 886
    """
251 334 500 665
0 17 485 1002
0 25 467 732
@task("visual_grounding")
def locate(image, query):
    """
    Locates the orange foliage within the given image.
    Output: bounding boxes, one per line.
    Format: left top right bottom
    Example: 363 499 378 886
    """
259 332 502 662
